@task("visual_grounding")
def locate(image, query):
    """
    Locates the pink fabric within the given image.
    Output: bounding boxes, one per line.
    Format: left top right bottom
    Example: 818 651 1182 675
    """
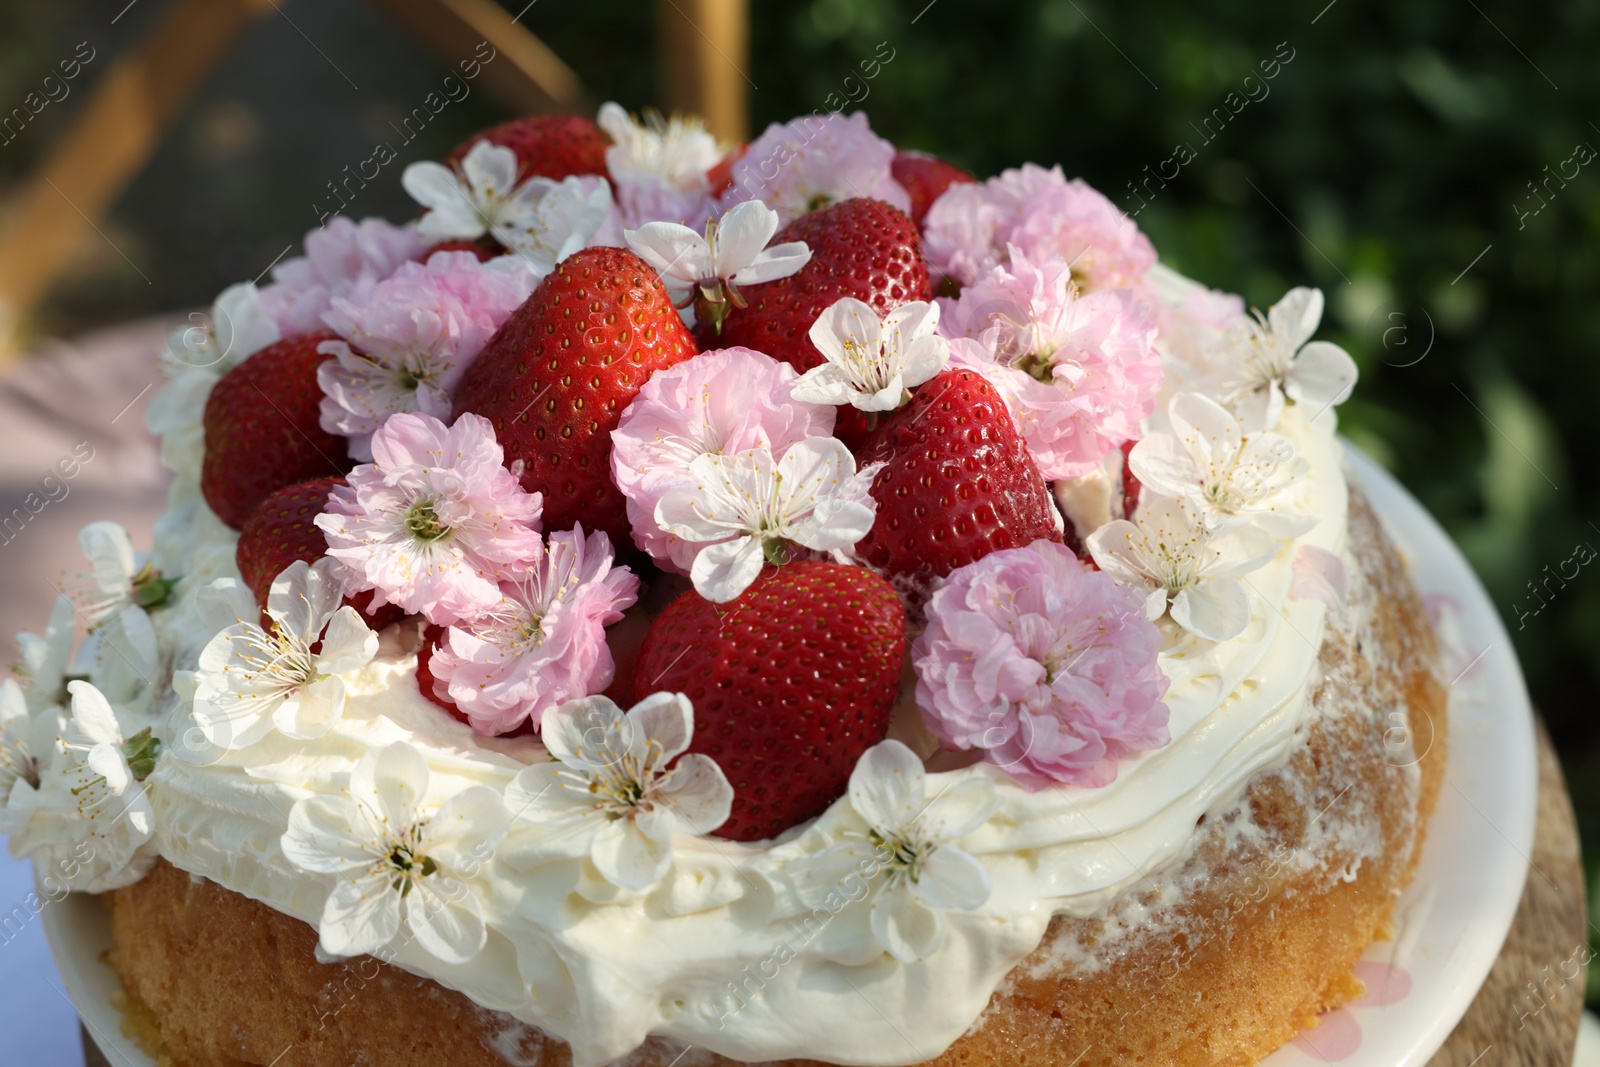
0 317 180 669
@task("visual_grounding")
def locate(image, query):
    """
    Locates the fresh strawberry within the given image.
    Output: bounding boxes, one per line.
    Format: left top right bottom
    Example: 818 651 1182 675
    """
634 561 905 841
445 114 609 182
453 246 698 543
235 477 404 629
201 332 350 529
421 238 496 262
890 149 975 227
714 198 931 369
854 368 1060 599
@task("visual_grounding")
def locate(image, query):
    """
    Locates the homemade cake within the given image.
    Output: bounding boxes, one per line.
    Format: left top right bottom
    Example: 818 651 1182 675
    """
0 103 1446 1067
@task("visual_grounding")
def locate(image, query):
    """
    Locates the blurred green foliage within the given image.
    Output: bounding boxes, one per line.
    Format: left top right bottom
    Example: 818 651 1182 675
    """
2 0 1597 989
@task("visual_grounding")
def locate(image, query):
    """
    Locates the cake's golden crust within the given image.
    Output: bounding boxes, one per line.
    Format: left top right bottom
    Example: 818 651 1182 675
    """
107 490 1447 1067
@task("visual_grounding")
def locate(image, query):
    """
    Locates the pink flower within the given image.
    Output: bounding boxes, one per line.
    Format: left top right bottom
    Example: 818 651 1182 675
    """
721 111 911 225
942 248 1162 480
316 412 544 624
913 540 1170 791
614 177 717 231
610 348 834 572
923 164 1154 293
426 526 639 735
317 251 540 460
259 217 426 336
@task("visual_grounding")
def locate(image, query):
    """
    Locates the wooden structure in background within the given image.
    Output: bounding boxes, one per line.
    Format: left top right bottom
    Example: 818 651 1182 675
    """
656 0 750 144
0 0 749 362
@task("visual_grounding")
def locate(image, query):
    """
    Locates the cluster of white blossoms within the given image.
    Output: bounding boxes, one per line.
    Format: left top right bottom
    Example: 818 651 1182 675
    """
1084 287 1355 642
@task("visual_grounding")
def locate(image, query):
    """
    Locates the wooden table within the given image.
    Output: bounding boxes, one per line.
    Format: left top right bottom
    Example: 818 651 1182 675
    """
82 721 1587 1066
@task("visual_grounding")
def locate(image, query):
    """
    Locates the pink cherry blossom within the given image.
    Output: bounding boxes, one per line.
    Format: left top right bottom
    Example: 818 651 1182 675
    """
942 248 1162 480
316 412 544 624
259 216 426 336
317 251 540 460
721 111 911 226
610 347 834 572
913 539 1170 790
923 164 1154 293
426 526 639 736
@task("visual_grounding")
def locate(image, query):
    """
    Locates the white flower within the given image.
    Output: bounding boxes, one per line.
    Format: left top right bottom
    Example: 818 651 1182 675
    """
192 560 378 749
1204 287 1358 431
0 679 54 835
1128 393 1313 536
6 681 156 893
281 741 508 964
624 199 810 331
496 175 616 276
76 521 179 622
16 596 77 714
793 298 949 413
502 693 732 891
654 438 879 602
82 606 159 719
1086 495 1278 642
158 281 279 376
794 741 999 963
597 101 722 192
402 141 546 247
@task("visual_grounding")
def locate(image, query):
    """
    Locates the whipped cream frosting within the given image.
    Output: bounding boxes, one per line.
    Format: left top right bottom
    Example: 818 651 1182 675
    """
134 266 1349 1067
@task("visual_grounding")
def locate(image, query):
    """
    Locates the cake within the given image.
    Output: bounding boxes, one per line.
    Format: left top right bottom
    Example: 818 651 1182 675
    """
0 103 1446 1067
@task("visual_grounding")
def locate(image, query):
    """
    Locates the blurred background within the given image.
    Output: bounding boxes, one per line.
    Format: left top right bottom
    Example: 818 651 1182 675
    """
0 0 1595 1001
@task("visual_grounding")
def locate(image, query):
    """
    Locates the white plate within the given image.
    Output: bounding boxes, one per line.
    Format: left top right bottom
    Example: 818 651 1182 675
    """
41 446 1538 1067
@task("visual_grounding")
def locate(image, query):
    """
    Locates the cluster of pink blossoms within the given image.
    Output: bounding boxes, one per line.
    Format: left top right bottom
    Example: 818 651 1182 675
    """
940 246 1163 481
923 163 1156 292
317 412 637 735
912 540 1170 790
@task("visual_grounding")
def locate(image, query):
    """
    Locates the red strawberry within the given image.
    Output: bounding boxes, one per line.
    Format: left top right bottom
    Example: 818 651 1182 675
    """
714 198 932 369
201 332 350 529
1120 438 1142 518
634 561 905 841
891 149 976 226
235 477 404 629
421 238 496 262
855 368 1060 599
453 246 698 543
445 114 609 182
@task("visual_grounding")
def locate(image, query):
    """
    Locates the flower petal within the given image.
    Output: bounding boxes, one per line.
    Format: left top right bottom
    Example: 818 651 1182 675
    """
711 200 781 277
405 879 487 963
914 845 991 911
652 753 733 835
319 873 400 957
283 795 379 874
1170 578 1251 642
591 816 673 890
272 674 345 740
689 536 766 603
1285 341 1358 413
870 880 947 962
624 691 695 763
849 740 924 833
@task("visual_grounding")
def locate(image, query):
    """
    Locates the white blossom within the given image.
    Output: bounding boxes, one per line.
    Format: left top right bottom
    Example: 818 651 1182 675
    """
1128 392 1313 536
502 693 733 891
158 281 279 377
281 742 508 964
792 298 949 413
16 596 77 714
794 741 999 963
192 559 378 749
597 101 722 192
1203 287 1358 431
1086 495 1278 642
624 200 810 330
5 681 156 893
654 438 879 602
0 679 54 835
402 141 546 247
